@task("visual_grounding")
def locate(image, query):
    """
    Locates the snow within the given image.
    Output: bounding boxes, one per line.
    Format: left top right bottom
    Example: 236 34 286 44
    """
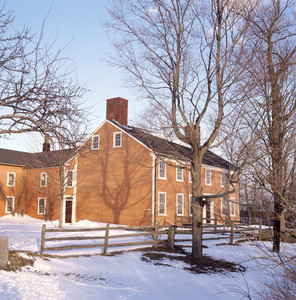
0 215 294 299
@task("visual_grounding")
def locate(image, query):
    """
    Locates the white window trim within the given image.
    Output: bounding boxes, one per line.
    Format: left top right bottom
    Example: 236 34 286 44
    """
205 169 211 186
5 196 14 213
66 170 74 188
176 193 184 216
221 198 228 216
7 172 16 187
230 198 235 216
40 173 47 187
158 192 166 216
176 166 183 182
91 135 100 150
189 194 193 216
113 132 122 148
37 197 46 215
220 171 227 187
158 160 167 180
189 172 192 183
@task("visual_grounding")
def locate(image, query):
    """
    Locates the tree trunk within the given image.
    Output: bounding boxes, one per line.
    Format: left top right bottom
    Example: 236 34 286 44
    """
192 201 203 258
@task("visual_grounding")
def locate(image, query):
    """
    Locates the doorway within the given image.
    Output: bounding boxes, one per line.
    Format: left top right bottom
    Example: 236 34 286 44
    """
65 197 73 223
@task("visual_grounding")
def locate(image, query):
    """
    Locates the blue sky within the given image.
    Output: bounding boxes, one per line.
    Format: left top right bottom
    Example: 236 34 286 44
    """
1 0 140 151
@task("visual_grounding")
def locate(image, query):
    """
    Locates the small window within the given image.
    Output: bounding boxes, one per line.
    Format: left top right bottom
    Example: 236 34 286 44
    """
221 171 227 187
176 194 184 216
91 135 100 150
67 170 74 187
158 192 166 216
189 195 193 216
7 172 16 187
221 198 228 216
38 198 46 215
189 172 192 183
158 161 166 179
230 198 235 216
176 166 183 181
205 169 211 185
113 132 122 148
40 173 47 187
5 196 14 213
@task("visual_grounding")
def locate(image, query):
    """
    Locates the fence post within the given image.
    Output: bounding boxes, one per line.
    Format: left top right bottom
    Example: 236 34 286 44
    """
214 217 217 231
174 213 177 226
229 221 234 245
0 236 8 268
259 219 262 240
103 224 110 255
40 224 46 257
167 226 175 250
154 222 159 248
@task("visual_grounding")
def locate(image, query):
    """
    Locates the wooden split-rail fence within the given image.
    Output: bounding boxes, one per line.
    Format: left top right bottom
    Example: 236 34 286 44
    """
40 219 263 257
40 223 168 257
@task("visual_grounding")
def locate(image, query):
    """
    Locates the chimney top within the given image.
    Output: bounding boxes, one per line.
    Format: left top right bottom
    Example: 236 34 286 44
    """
42 134 50 152
106 97 128 126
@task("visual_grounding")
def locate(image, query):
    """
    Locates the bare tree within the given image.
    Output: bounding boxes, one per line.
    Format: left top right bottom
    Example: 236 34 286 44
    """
242 0 296 252
0 1 87 143
105 0 256 258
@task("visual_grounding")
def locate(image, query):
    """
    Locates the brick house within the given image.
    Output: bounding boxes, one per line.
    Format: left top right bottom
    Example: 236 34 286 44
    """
0 97 239 226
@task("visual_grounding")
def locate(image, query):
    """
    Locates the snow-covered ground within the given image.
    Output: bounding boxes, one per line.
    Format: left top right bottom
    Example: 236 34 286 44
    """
0 215 294 300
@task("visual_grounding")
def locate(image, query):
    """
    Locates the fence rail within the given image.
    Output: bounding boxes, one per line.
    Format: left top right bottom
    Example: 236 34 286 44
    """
40 219 262 257
40 223 168 257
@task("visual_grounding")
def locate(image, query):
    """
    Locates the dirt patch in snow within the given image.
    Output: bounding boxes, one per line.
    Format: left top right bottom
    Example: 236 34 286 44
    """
2 251 35 272
138 246 245 274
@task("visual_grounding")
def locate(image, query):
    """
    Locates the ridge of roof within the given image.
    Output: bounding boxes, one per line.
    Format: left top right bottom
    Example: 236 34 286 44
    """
0 147 75 168
110 120 230 169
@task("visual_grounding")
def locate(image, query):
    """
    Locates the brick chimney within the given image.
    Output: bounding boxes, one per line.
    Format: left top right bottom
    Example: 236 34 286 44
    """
42 134 50 152
106 97 128 126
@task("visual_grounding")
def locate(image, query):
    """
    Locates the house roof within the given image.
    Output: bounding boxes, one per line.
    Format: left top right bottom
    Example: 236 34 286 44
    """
109 120 230 169
0 148 75 168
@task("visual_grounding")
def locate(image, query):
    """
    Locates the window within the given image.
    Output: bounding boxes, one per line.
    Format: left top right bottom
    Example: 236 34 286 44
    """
176 194 184 216
67 170 74 187
113 132 122 147
158 192 166 216
221 171 227 187
91 135 99 150
205 169 211 185
176 166 183 181
221 198 228 216
230 198 235 216
189 172 192 183
7 172 16 187
158 161 166 179
5 196 14 213
38 198 46 215
189 195 193 216
40 173 47 187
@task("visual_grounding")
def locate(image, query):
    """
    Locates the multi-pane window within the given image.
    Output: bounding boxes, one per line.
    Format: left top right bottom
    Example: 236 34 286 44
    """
159 161 166 179
221 198 228 216
176 166 183 181
176 194 184 216
189 195 193 216
113 132 122 147
205 169 211 185
7 172 16 187
5 196 14 213
67 170 74 187
230 198 235 216
40 173 47 187
158 192 166 216
38 198 46 215
221 171 227 187
91 135 99 150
